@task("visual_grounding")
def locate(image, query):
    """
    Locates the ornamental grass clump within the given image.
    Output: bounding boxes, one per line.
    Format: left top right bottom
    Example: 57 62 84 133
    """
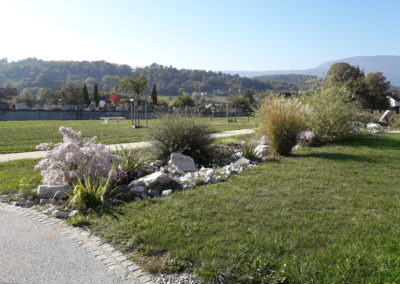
114 146 147 181
148 114 214 165
35 127 125 185
259 98 308 156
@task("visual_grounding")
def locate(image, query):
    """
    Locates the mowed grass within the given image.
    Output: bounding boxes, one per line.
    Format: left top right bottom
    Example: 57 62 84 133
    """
0 117 255 154
0 159 41 194
85 133 400 283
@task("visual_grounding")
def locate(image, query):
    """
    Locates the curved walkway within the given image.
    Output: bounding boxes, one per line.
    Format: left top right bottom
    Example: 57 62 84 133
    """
0 203 152 284
0 129 255 163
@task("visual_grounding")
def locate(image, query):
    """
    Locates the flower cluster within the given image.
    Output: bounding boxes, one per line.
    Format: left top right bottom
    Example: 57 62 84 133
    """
298 130 315 142
35 127 125 185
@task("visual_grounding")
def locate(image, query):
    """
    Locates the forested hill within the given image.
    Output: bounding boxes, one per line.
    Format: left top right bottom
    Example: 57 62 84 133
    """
133 63 297 96
254 74 319 89
0 58 297 98
0 58 132 90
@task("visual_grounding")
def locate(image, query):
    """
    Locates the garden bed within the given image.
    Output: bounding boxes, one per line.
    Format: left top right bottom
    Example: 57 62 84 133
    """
82 134 400 283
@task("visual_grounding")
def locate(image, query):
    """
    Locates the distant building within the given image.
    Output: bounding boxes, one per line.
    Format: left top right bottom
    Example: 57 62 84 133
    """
0 88 18 107
387 93 400 114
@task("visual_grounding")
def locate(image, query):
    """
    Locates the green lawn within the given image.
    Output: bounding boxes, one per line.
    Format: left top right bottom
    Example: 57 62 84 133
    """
83 133 400 283
0 117 254 154
0 159 41 195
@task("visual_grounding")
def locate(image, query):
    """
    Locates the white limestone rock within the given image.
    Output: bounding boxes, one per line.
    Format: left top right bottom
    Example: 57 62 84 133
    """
259 135 269 145
168 152 197 172
36 184 70 199
128 171 171 188
254 145 271 157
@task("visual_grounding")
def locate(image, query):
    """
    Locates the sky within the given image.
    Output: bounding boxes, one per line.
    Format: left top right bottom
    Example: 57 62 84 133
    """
0 0 399 71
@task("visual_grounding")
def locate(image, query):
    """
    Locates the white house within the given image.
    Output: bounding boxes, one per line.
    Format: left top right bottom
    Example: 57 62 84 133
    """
387 95 400 114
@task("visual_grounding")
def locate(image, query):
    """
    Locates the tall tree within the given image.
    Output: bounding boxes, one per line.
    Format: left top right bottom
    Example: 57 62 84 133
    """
244 89 256 105
151 84 158 105
82 83 90 106
325 62 391 110
364 72 390 110
58 85 84 107
93 83 99 107
119 75 148 99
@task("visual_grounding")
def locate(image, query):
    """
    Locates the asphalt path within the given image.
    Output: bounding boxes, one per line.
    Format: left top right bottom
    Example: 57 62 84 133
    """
0 207 137 284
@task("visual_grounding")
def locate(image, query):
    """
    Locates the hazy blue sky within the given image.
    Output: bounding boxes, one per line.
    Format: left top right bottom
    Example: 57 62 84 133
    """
1 0 399 71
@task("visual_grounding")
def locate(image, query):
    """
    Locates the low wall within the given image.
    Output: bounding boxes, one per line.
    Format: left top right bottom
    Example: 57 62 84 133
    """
0 110 248 121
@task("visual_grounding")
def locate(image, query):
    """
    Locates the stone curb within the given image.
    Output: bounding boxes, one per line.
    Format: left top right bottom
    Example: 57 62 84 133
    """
0 201 154 284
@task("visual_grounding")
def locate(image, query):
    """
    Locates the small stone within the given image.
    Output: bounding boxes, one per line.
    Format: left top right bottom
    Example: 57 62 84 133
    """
161 189 173 197
26 195 35 201
54 210 69 219
43 205 58 215
131 186 146 194
68 210 79 218
25 201 35 207
39 198 49 204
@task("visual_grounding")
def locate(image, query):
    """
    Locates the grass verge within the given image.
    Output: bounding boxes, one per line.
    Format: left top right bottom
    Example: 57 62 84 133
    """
0 117 255 154
84 133 400 283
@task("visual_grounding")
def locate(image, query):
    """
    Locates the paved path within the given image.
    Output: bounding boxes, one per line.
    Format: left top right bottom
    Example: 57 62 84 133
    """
0 203 150 284
0 129 255 163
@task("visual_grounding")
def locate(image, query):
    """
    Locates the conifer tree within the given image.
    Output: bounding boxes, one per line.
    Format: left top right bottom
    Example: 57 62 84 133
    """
151 84 158 105
93 83 99 107
82 83 90 106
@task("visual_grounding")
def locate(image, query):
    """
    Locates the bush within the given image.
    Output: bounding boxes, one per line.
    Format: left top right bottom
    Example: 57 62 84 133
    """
305 84 367 143
259 97 308 155
35 127 125 185
148 114 214 165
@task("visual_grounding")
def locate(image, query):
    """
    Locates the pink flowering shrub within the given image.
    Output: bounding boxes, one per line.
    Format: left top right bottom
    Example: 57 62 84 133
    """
35 127 125 185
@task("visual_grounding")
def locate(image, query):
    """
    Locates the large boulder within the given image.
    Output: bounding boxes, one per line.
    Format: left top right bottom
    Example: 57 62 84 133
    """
128 171 171 188
168 152 196 172
36 184 70 199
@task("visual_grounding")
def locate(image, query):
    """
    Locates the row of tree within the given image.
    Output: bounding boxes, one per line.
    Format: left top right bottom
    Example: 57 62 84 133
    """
0 59 299 99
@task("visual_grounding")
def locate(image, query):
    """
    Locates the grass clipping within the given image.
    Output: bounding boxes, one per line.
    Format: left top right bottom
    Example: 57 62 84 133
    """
259 97 308 156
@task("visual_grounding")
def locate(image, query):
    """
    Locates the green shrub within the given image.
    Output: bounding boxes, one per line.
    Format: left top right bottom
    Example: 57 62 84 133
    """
148 114 214 165
305 84 367 143
389 114 400 129
68 173 111 212
259 97 308 156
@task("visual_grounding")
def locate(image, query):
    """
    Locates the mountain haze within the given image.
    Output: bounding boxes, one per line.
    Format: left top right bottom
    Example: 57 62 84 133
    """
226 56 400 85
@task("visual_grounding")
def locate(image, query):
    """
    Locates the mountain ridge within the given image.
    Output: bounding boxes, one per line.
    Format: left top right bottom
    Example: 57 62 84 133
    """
224 56 400 85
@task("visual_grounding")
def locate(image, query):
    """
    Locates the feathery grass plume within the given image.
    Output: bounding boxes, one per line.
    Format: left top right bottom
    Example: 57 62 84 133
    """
259 97 308 155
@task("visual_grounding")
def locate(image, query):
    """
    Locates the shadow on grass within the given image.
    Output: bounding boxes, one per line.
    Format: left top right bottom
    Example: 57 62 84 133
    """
337 134 400 150
293 152 378 163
